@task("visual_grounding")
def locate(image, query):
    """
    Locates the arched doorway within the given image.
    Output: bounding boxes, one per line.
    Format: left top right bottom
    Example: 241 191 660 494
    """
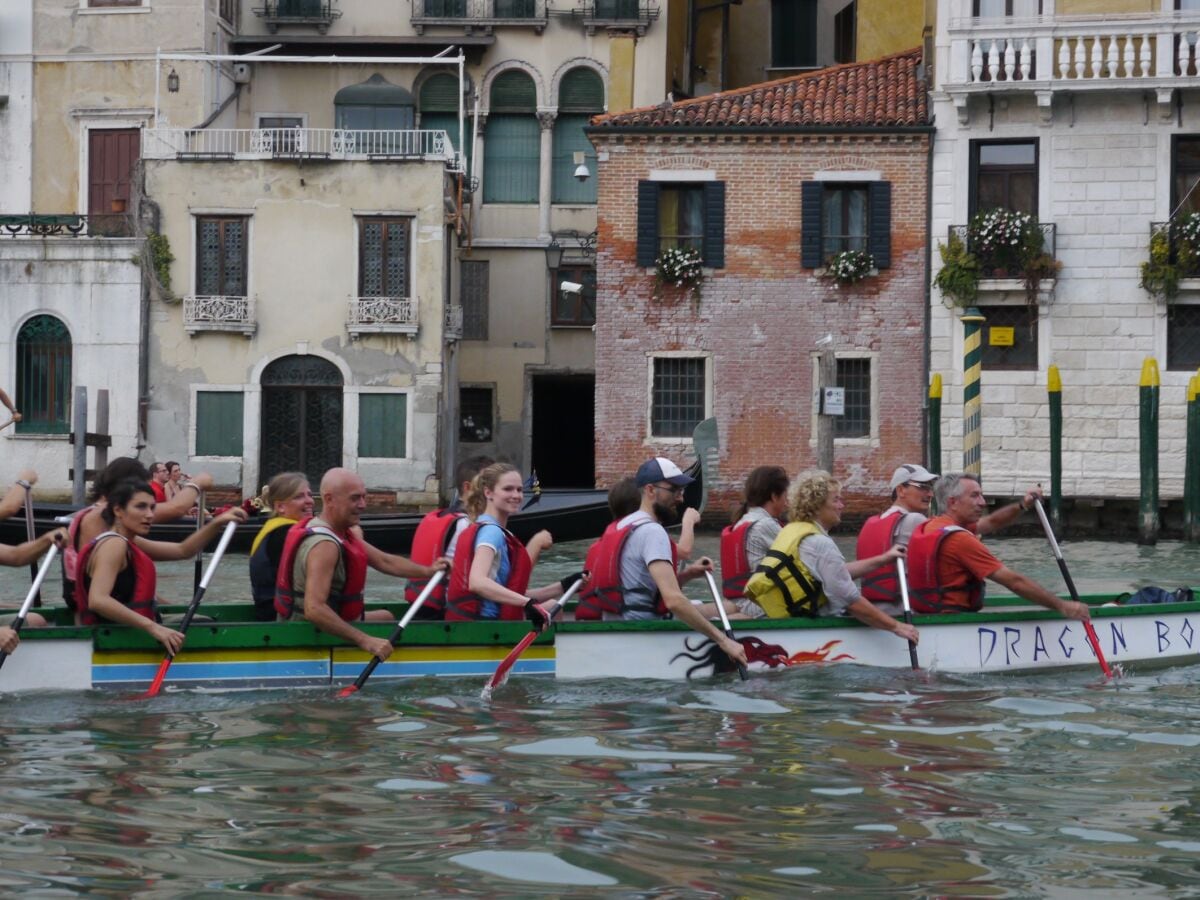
260 355 343 487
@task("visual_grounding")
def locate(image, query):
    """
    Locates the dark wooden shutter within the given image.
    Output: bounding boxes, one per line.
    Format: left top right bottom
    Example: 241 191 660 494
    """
559 68 605 112
800 181 823 268
636 180 659 267
702 180 725 269
869 180 892 269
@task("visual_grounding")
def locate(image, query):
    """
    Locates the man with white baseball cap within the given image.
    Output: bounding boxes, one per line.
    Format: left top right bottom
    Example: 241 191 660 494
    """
856 462 1042 609
611 457 747 666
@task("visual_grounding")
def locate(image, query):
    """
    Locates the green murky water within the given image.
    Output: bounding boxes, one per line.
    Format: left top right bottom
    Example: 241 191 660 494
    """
0 535 1198 894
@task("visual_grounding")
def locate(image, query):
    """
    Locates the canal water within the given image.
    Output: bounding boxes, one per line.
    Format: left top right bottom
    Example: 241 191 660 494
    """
1 535 1199 894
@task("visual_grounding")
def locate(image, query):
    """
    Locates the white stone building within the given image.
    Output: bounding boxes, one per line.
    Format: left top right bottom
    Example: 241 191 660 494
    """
930 0 1200 509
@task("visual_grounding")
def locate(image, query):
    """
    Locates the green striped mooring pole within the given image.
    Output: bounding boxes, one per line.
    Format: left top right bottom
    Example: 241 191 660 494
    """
928 373 942 475
961 307 986 477
1048 364 1062 534
1139 357 1160 545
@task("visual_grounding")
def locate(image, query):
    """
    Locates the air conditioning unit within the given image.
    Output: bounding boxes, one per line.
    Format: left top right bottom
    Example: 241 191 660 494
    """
231 63 252 84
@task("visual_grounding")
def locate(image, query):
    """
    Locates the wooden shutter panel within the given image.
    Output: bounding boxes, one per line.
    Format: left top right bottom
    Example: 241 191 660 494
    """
559 68 605 112
801 181 823 268
420 74 460 112
490 71 537 112
702 181 725 269
636 180 659 267
869 180 892 269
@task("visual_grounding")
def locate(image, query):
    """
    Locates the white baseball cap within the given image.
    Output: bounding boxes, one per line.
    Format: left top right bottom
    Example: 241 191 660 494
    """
889 463 938 490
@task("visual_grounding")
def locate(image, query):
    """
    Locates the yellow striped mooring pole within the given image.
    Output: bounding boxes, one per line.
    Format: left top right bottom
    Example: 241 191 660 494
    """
961 307 986 477
1139 357 1160 545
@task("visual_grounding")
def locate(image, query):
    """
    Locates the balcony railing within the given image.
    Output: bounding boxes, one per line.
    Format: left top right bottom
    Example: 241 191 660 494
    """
566 0 659 35
142 128 453 162
184 295 257 336
253 0 342 33
347 296 419 336
947 15 1200 90
412 0 547 33
0 213 134 238
444 305 464 340
949 222 1057 279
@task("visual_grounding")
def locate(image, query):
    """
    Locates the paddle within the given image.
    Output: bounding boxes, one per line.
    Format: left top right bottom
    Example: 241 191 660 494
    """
0 416 15 433
338 570 446 697
16 479 39 608
703 569 748 680
481 577 585 700
895 557 920 670
1032 497 1113 680
193 489 205 593
0 545 58 672
142 520 238 698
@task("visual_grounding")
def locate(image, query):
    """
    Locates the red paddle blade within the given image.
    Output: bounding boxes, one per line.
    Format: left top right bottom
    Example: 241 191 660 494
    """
140 658 172 699
1083 622 1114 679
481 631 539 699
337 684 359 698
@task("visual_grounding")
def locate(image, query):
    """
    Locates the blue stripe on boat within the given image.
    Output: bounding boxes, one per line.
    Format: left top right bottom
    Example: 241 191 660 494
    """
331 659 556 678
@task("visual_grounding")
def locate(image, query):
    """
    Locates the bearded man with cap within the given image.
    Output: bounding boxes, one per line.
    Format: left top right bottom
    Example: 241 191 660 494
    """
600 457 747 666
856 463 1043 611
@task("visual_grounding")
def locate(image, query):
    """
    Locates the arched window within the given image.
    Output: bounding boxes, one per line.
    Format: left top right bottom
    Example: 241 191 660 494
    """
335 74 415 153
484 70 539 204
420 73 472 174
15 315 71 434
553 68 603 204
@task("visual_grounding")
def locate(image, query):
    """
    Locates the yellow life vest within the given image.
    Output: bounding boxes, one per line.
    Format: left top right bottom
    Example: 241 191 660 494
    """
743 521 827 618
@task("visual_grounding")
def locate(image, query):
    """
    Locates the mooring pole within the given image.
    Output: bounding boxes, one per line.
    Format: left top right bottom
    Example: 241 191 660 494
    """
927 373 942 475
960 307 986 478
71 387 88 506
1139 357 1160 545
1048 364 1063 535
1187 374 1200 543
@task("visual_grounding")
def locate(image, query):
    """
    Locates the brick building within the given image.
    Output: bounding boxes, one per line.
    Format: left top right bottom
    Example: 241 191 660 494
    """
587 50 932 517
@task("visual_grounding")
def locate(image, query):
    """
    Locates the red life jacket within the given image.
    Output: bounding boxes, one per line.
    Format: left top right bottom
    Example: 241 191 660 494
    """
62 505 95 611
444 521 533 621
404 508 464 616
74 532 157 626
856 509 920 604
905 520 985 613
274 517 368 622
575 519 676 620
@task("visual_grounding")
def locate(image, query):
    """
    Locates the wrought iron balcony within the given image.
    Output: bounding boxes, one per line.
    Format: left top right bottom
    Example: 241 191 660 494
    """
183 295 257 336
253 0 342 34
444 305 464 340
347 296 419 336
943 14 1200 122
142 128 453 163
411 0 548 34
948 222 1057 280
565 0 659 36
0 213 134 238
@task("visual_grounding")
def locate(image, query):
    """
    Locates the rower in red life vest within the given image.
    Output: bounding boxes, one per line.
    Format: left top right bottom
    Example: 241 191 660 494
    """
445 463 580 629
275 468 448 663
719 465 790 619
248 472 314 622
404 454 493 621
904 473 1090 621
857 463 1053 612
76 478 247 655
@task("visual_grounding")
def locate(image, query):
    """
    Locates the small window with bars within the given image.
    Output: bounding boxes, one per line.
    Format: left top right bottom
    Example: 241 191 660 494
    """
15 315 72 435
196 216 248 297
834 357 872 438
979 305 1038 371
359 218 411 297
460 386 494 443
1168 304 1200 370
651 356 707 438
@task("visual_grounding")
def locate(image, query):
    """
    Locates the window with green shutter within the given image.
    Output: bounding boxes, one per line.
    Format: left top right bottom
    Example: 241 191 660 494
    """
420 73 473 172
553 68 603 204
358 393 408 458
196 391 244 457
484 71 539 203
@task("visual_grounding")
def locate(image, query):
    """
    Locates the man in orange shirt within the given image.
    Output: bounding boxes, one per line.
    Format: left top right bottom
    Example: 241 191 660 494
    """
905 473 1090 620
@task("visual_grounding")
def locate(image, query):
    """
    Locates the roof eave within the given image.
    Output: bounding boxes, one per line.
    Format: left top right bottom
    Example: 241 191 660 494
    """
585 123 934 136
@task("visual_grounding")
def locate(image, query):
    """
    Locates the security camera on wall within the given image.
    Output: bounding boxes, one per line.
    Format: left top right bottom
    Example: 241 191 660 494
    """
572 150 590 183
560 280 584 295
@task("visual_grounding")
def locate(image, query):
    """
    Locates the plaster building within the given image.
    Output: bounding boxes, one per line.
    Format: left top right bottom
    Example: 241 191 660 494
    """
588 50 932 515
930 0 1200 517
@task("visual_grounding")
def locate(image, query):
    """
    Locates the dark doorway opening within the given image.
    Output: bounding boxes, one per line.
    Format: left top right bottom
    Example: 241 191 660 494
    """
531 373 594 487
260 355 344 487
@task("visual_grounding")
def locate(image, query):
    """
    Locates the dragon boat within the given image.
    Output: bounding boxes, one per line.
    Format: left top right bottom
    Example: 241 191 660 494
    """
3 593 1198 692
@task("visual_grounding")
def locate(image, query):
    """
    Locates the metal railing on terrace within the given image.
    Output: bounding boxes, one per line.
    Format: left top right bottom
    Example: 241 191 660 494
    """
564 0 659 35
946 14 1200 87
347 296 420 336
0 213 134 238
142 128 454 162
412 0 548 32
183 295 257 336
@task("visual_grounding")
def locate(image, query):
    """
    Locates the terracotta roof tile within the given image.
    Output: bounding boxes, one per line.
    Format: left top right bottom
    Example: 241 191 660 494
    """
593 49 928 131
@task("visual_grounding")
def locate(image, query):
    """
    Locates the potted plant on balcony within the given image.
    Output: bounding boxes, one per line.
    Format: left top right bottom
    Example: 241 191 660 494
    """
968 207 1058 304
827 249 875 287
1141 213 1200 301
933 232 980 308
654 246 704 303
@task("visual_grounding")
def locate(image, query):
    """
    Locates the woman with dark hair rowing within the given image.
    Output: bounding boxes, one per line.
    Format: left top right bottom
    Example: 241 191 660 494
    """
75 478 246 654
